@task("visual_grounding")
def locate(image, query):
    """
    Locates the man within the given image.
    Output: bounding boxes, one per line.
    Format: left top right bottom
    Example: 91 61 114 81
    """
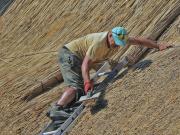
47 26 172 120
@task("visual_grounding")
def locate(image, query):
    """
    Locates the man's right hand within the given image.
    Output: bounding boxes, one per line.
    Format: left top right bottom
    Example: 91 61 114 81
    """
84 80 94 95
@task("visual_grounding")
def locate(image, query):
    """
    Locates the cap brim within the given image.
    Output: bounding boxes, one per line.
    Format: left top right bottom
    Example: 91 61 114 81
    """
112 33 126 46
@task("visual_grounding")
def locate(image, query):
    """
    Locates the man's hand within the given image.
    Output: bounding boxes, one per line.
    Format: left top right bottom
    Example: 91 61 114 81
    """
84 80 94 95
158 43 173 51
128 37 174 51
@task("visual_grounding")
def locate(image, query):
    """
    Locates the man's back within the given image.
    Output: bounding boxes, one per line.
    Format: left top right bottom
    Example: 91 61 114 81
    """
65 32 108 60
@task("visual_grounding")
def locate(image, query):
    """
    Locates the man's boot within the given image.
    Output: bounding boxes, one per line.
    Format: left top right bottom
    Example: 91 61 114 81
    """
46 104 73 121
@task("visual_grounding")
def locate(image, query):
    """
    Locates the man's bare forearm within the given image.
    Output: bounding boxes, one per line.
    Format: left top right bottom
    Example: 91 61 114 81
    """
81 55 92 82
128 37 159 49
81 64 90 82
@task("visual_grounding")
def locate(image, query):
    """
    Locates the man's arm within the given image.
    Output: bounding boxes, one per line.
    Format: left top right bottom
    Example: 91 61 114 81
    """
81 55 92 82
128 37 173 51
81 55 94 94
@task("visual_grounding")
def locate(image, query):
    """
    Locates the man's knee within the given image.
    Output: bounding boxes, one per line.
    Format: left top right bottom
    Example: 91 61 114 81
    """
64 87 77 94
65 86 84 102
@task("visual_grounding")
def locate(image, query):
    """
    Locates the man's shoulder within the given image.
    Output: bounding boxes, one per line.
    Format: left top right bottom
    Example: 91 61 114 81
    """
85 32 108 46
86 32 108 39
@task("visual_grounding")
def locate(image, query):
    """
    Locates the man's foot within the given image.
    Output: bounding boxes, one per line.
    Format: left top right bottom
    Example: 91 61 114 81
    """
46 104 73 121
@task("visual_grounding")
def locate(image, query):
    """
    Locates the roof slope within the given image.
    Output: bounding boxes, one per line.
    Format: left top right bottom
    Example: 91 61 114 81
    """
0 0 179 134
71 38 180 135
71 17 180 135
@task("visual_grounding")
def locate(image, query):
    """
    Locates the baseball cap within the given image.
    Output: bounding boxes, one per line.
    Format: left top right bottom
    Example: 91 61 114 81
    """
112 26 128 47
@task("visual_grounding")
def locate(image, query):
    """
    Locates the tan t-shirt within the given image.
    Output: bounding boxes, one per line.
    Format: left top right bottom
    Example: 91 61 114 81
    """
65 32 128 69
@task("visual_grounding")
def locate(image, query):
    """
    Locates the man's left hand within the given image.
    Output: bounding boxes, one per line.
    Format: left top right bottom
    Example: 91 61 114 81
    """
159 43 173 51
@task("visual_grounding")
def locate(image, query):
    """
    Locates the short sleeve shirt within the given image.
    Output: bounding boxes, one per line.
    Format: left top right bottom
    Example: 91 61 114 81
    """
65 32 128 68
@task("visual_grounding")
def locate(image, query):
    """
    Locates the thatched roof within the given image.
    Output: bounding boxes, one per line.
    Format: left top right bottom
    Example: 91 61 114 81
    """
0 0 179 134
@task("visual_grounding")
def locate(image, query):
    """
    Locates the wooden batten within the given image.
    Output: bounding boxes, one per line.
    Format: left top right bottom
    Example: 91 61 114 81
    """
122 3 180 64
23 70 63 101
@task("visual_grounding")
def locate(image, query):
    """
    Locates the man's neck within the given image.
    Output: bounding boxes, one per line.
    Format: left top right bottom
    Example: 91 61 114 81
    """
106 33 111 48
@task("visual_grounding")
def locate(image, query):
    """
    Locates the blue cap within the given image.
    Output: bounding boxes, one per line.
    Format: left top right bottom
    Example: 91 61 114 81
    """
112 27 128 47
